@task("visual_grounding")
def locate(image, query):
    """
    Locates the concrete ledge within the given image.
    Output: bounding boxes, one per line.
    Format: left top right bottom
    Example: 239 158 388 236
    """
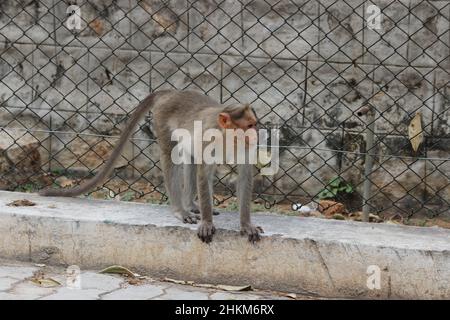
0 191 449 299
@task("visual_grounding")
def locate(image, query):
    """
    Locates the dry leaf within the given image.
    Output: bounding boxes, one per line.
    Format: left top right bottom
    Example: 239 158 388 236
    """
31 278 61 288
164 277 186 285
195 283 216 289
216 284 252 292
163 278 251 292
318 200 345 216
408 112 423 152
99 265 138 278
6 199 36 207
164 277 194 285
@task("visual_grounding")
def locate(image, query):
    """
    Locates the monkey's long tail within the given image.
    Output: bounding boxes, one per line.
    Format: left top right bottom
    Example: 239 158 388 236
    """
39 92 159 197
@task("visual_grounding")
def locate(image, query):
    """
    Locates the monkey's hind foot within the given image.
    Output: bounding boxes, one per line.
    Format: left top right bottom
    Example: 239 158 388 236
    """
240 224 264 243
197 222 216 243
174 211 200 224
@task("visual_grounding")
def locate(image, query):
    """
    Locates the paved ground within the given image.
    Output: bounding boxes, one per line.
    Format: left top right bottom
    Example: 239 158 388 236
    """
0 260 313 300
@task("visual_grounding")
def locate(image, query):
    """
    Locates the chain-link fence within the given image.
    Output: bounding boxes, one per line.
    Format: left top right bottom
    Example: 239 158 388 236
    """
0 0 449 219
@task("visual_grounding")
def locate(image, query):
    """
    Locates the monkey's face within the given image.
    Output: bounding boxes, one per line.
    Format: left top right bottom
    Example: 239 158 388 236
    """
218 104 258 147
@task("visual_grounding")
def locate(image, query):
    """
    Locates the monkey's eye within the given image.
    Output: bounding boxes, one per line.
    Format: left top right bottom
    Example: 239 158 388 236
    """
248 123 255 129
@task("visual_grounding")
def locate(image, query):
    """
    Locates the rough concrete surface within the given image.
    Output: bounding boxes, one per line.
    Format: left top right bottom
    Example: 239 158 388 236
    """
0 259 294 300
0 191 449 299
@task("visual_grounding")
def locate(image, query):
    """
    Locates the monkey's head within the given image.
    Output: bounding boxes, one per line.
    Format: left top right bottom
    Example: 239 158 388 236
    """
218 103 258 146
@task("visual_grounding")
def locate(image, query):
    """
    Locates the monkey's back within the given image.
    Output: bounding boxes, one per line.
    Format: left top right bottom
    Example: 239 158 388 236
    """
153 90 222 113
152 90 223 136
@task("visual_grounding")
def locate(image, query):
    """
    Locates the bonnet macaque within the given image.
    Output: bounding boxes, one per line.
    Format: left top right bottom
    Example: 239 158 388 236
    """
40 90 263 243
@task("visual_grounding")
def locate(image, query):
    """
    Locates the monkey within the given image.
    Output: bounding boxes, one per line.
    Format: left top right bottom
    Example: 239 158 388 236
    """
40 90 263 243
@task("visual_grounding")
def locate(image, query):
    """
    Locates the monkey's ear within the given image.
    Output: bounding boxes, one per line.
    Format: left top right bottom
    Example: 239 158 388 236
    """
218 112 232 129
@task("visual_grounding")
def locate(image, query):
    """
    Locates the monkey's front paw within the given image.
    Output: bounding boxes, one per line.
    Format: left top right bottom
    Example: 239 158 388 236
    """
197 222 216 243
240 224 264 243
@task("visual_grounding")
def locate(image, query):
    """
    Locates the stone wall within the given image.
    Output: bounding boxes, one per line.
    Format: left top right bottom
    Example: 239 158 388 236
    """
0 0 449 214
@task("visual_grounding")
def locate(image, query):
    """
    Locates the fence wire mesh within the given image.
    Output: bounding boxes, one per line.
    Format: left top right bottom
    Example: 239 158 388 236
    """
0 0 449 219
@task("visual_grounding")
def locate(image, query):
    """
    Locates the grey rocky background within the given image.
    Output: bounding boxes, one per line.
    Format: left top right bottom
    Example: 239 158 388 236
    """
0 0 449 214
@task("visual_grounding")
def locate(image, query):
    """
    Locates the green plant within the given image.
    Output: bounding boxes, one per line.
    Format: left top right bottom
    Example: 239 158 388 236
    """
120 191 135 202
318 177 354 200
251 203 267 213
50 168 65 176
15 182 41 193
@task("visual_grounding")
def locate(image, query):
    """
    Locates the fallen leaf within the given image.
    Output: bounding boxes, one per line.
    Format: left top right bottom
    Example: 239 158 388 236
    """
164 277 194 285
318 200 345 216
408 112 423 152
280 293 298 299
99 265 138 278
6 199 36 207
195 283 215 289
216 284 252 291
31 278 61 288
163 278 251 292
